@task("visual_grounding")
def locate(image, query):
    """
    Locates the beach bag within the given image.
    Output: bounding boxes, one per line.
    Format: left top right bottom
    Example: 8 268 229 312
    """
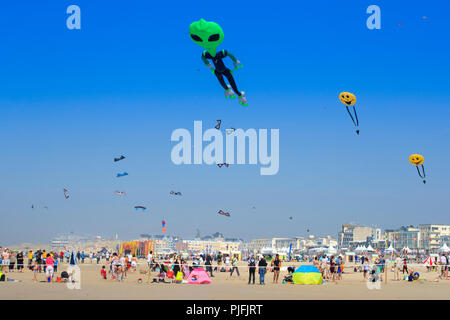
167 270 174 278
176 271 183 282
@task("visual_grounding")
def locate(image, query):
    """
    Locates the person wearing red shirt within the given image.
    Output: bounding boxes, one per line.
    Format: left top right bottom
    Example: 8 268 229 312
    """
101 266 107 279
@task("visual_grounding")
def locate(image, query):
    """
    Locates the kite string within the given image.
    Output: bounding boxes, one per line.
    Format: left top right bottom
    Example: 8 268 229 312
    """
346 106 358 127
353 106 359 127
416 165 426 179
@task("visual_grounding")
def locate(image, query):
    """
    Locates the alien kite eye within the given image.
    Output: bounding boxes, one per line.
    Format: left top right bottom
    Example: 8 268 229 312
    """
208 34 220 41
346 95 349 98
190 34 203 42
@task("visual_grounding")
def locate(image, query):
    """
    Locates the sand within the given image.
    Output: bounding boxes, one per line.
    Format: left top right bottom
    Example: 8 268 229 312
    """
1 260 449 300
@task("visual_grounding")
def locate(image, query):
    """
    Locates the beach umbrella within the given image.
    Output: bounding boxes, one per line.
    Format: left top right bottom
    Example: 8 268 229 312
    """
438 243 450 253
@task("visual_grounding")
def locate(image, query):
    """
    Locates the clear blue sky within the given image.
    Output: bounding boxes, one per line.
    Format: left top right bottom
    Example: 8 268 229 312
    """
1 0 449 245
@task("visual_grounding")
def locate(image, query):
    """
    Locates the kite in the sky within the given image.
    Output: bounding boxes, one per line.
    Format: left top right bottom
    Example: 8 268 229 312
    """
307 229 310 233
63 188 70 199
218 210 230 217
170 190 182 196
289 216 293 220
217 163 229 168
117 172 129 178
134 206 147 211
339 92 360 135
189 18 248 106
409 154 426 184
226 128 236 135
31 205 34 209
114 155 126 162
114 191 126 196
162 220 166 232
215 120 222 130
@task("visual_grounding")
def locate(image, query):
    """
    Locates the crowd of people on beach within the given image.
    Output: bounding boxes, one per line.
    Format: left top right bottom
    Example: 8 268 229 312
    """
0 246 113 283
1 245 449 286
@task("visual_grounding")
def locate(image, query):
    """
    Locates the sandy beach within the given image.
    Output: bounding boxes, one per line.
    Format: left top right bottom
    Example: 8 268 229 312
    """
1 261 449 300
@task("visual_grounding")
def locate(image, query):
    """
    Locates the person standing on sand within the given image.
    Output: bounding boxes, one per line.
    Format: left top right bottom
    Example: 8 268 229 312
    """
258 257 267 285
70 249 77 266
9 251 16 272
229 254 240 278
248 256 256 285
329 256 336 282
313 256 319 269
272 254 281 283
402 258 408 274
27 250 33 270
320 255 328 279
45 254 55 282
214 252 222 272
147 250 153 271
16 251 24 272
363 259 369 280
205 254 213 277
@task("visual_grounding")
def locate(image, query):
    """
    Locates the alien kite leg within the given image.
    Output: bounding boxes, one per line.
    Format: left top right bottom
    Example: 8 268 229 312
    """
189 19 248 107
339 92 360 135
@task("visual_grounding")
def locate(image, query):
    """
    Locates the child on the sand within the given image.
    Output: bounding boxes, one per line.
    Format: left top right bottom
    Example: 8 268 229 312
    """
31 261 39 283
101 266 107 279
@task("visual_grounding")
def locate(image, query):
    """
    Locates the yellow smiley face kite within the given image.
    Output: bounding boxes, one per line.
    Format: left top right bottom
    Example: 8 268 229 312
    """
339 92 357 106
409 154 424 166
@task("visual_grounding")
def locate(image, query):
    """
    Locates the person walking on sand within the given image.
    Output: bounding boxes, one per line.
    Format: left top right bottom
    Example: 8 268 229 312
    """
258 257 267 285
248 256 256 284
229 255 240 278
205 254 213 277
272 254 281 283
363 259 369 280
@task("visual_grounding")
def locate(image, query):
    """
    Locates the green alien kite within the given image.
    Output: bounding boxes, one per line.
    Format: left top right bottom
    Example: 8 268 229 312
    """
189 19 248 107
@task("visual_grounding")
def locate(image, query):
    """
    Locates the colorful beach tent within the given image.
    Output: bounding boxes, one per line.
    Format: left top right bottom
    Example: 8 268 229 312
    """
423 256 434 266
292 265 322 285
187 268 211 284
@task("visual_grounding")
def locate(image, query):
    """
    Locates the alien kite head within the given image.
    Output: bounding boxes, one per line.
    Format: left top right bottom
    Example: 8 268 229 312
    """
189 19 224 56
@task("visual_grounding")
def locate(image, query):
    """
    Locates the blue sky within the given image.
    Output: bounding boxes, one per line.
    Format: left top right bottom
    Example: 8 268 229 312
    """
1 0 449 245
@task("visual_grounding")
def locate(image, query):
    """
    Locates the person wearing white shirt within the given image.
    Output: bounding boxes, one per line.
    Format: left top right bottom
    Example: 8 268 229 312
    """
440 255 448 277
147 251 153 270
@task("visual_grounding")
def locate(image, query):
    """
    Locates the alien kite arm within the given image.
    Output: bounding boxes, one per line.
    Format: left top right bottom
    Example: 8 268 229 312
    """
227 51 242 70
201 53 215 73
